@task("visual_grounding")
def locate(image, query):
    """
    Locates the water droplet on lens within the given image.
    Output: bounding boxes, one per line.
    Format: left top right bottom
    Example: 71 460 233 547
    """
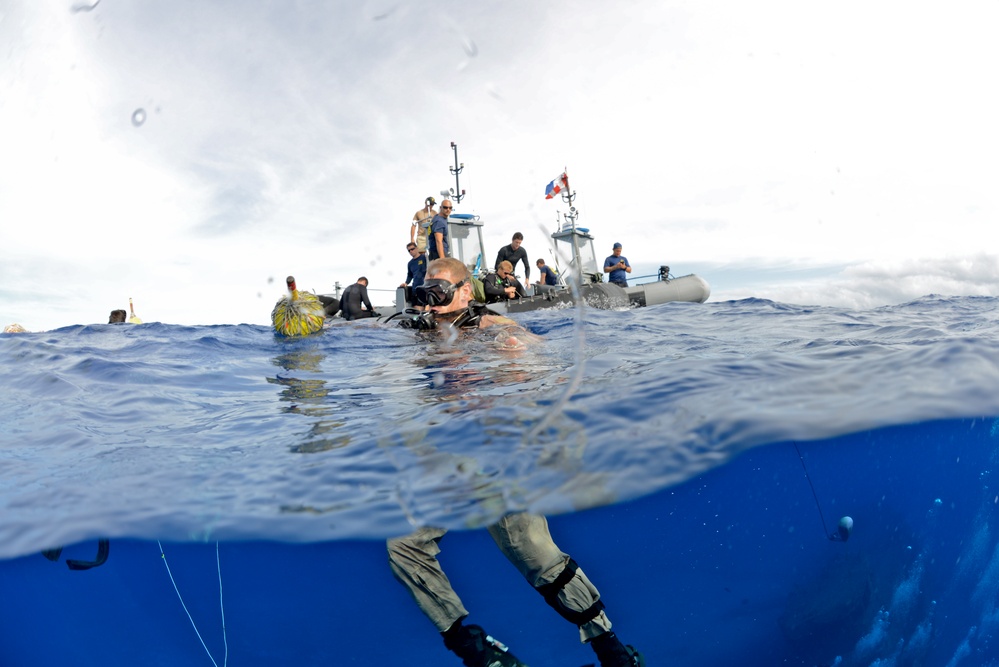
70 0 101 13
131 108 146 127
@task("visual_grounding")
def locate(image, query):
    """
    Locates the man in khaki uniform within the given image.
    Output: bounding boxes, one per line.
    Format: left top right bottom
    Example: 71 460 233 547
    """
411 196 438 253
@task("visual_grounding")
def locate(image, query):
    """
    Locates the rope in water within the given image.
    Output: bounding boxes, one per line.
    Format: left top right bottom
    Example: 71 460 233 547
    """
792 441 832 540
157 540 228 667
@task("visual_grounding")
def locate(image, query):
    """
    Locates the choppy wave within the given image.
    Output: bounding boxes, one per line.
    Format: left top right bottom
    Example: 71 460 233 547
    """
2 295 998 560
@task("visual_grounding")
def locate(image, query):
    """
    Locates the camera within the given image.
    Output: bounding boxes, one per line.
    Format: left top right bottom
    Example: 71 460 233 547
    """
398 309 437 331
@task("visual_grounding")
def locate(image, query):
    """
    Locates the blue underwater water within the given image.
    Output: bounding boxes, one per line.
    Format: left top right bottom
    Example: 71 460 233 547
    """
2 295 999 666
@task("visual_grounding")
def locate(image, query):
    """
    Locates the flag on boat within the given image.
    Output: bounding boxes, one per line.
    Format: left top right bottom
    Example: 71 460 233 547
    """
545 171 569 199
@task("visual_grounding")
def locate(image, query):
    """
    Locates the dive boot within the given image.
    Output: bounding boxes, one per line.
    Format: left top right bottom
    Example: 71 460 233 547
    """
588 631 645 667
442 622 529 667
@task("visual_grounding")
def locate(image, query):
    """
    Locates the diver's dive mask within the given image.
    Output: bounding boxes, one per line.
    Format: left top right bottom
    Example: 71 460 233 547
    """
414 278 467 308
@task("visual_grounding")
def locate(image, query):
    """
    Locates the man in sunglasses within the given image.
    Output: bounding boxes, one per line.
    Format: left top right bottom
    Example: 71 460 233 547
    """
428 199 452 261
399 243 427 303
483 260 525 304
390 258 644 667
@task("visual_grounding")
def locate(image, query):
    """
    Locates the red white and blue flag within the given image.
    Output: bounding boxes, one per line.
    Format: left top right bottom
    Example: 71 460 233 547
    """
545 171 569 199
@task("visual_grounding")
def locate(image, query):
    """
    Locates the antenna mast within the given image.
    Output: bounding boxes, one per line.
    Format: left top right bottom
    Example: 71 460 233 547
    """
558 173 583 283
449 142 466 204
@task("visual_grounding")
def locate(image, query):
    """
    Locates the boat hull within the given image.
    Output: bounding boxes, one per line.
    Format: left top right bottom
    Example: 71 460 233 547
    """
395 274 709 316
492 282 629 314
625 274 711 306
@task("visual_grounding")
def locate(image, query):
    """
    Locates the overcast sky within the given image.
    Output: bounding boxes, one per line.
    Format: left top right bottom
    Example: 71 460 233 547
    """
3 0 997 331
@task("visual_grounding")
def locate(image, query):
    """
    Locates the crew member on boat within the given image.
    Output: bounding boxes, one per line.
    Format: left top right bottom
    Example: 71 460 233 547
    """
536 258 559 286
428 199 452 261
339 277 378 320
400 242 428 310
603 242 632 288
411 196 437 254
494 231 530 283
483 260 525 303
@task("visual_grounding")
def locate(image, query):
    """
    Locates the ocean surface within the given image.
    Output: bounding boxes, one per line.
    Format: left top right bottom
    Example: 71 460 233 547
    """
3 295 999 666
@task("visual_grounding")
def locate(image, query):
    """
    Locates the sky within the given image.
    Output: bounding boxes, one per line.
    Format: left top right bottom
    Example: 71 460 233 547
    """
2 0 998 331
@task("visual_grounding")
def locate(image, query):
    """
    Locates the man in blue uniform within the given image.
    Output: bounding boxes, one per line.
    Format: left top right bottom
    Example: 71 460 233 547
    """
603 242 631 287
400 243 428 308
428 199 452 261
535 258 559 286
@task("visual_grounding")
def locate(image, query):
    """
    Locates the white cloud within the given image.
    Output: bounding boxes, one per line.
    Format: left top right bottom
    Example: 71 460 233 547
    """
2 0 998 332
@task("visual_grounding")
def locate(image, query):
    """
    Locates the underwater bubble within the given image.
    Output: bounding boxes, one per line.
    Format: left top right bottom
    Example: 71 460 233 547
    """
131 108 147 127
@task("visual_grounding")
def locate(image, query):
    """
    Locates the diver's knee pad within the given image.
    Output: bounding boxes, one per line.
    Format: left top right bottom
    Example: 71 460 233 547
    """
534 558 605 626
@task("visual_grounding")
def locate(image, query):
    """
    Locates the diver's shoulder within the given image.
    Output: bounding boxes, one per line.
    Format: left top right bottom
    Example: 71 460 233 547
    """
478 313 518 328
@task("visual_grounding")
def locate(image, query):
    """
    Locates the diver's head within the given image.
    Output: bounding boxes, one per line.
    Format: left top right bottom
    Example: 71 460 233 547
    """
417 257 472 316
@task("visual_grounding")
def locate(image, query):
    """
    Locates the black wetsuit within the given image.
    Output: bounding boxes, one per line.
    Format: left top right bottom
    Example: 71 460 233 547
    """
317 295 340 318
340 283 376 321
483 272 525 304
495 244 530 282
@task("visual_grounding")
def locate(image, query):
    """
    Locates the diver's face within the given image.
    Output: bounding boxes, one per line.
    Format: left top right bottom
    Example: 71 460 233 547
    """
424 270 471 315
511 238 521 250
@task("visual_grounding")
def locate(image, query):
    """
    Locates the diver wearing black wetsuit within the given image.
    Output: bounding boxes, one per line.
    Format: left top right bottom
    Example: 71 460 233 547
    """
340 278 377 321
495 232 530 282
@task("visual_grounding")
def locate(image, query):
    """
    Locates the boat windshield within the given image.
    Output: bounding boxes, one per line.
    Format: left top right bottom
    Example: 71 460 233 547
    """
551 227 600 283
447 216 487 278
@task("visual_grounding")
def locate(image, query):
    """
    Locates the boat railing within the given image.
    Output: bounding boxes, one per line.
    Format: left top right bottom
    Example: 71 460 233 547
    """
632 266 674 285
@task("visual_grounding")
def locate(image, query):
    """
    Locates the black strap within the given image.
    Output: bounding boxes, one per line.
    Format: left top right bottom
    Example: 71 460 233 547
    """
535 559 606 626
65 539 110 571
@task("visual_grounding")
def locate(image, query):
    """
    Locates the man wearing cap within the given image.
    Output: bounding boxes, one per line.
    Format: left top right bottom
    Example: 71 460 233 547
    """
411 196 438 254
603 243 632 287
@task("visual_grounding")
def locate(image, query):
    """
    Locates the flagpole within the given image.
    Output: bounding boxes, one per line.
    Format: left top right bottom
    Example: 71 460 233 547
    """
559 170 583 284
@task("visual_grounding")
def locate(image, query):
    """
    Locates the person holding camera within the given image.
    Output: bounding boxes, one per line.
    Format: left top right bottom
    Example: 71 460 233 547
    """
389 257 644 667
603 242 632 288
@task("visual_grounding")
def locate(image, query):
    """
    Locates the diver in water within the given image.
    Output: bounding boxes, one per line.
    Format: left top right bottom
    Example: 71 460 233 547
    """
389 257 644 667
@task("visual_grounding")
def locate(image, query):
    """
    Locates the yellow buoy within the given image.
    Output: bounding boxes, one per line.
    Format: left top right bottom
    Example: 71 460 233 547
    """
271 275 325 336
128 298 143 324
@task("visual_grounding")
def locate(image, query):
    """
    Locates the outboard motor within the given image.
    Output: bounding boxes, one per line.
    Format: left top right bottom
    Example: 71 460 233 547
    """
658 265 671 282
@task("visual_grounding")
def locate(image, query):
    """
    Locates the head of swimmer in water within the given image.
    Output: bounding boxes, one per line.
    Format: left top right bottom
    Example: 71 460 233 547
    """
414 258 473 317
